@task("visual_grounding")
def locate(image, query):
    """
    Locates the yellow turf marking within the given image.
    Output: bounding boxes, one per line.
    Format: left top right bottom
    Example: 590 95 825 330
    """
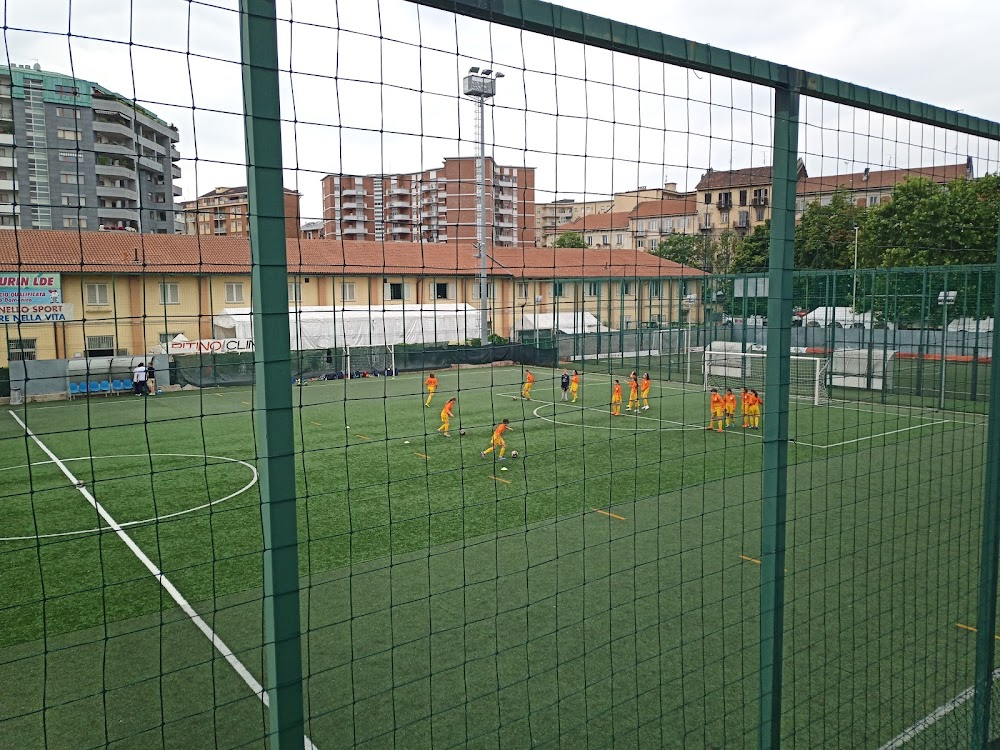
592 508 626 521
354 434 370 440
242 401 251 405
955 622 1000 641
490 475 511 484
739 555 762 565
310 421 323 427
414 452 430 459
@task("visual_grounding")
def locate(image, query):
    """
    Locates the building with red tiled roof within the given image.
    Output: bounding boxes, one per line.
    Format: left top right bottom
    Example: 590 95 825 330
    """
179 186 302 239
0 231 704 364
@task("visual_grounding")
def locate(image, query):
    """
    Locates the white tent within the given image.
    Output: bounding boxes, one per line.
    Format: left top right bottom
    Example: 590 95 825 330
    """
948 317 995 333
213 304 482 349
517 311 608 334
803 306 872 328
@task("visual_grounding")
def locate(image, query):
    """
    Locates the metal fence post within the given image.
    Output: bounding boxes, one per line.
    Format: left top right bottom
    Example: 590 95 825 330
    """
759 81 800 750
240 2 307 748
970 213 1000 749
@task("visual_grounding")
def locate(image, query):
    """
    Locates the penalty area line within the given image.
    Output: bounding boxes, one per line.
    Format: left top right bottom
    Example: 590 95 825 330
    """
6 410 318 750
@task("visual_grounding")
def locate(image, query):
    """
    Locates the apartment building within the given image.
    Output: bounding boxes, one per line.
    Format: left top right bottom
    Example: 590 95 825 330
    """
550 212 633 249
795 160 973 217
300 220 326 240
628 198 699 251
0 63 182 234
535 183 687 247
179 186 302 238
694 164 809 237
321 157 535 249
0 231 704 365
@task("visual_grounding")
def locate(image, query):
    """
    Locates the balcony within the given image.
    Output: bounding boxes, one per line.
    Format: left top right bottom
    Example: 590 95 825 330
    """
96 162 135 178
387 186 409 196
497 219 516 228
0 85 11 98
420 183 437 192
93 120 135 140
342 188 366 197
495 233 515 244
138 155 163 172
496 206 514 216
716 200 733 211
97 185 139 200
733 220 750 232
388 200 410 209
388 225 411 232
99 207 141 222
137 134 166 156
342 226 367 235
170 147 181 161
172 164 182 179
342 213 366 221
0 202 20 215
0 156 13 169
0 134 13 146
420 210 438 219
698 221 713 232
496 176 515 187
94 141 134 157
340 201 364 210
388 213 410 222
0 178 18 192
495 193 514 202
751 196 768 207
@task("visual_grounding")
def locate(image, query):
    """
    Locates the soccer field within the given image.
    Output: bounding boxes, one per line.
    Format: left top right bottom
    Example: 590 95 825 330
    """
0 364 989 749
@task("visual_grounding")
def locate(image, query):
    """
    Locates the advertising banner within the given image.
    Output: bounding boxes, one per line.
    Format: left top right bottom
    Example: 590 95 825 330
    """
168 338 256 355
0 273 75 322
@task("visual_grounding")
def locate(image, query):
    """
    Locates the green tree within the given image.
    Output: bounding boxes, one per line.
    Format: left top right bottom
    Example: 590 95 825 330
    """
795 189 866 270
730 220 771 273
652 234 700 266
554 231 586 248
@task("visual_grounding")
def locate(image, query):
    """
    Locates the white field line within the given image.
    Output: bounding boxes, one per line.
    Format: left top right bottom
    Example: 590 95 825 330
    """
7 410 317 750
800 420 950 449
875 667 1000 750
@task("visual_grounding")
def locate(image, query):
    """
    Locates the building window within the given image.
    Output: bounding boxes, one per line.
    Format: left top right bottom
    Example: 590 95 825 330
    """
159 283 180 305
86 283 110 306
60 173 83 185
517 282 529 299
752 188 769 205
601 234 608 246
868 195 879 206
739 189 748 206
586 282 600 298
471 282 494 299
225 282 245 304
719 192 732 208
59 151 83 162
55 107 80 118
586 236 593 246
57 129 82 141
704 193 712 204
738 210 750 228
85 336 115 357
615 233 623 246
552 281 565 298
62 217 88 228
288 282 303 302
755 206 766 222
8 338 37 361
431 282 453 300
720 211 730 224
55 85 80 97
649 281 662 298
340 282 356 302
61 196 86 207
621 281 633 297
637 239 644 248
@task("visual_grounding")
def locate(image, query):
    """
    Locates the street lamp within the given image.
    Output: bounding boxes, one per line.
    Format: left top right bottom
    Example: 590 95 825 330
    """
463 66 504 345
852 223 860 302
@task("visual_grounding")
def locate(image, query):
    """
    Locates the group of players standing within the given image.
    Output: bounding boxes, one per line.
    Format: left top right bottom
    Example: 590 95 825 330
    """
708 387 762 432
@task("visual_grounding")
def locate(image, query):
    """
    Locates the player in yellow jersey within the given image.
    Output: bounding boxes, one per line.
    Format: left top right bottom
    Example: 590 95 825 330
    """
570 370 580 402
748 389 762 429
424 372 438 407
521 370 535 400
640 372 651 410
481 418 513 460
740 387 750 428
723 388 737 427
707 388 725 432
611 380 623 416
437 397 456 437
626 372 640 412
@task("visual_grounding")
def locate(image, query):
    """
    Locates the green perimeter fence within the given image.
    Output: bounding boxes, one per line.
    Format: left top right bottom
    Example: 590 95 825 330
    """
3 1 1000 750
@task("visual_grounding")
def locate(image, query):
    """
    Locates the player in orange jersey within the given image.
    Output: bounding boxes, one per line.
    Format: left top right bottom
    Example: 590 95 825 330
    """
570 370 580 402
707 388 725 432
626 372 640 412
611 380 623 416
437 397 456 437
521 370 535 400
748 389 762 429
640 373 651 410
723 388 737 427
741 387 750 428
424 372 438 407
481 418 513 460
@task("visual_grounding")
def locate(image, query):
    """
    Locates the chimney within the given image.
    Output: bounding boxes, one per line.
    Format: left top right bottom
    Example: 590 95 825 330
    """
862 167 870 182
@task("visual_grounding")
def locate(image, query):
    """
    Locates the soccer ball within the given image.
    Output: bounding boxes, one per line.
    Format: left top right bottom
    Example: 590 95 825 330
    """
459 429 466 436
512 396 518 401
511 450 519 459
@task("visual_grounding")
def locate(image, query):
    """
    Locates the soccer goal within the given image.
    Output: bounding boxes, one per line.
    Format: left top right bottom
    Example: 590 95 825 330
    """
346 344 396 377
830 348 897 392
704 349 829 405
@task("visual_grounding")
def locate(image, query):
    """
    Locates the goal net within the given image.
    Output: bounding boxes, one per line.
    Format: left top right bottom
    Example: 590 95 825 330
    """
347 345 396 377
704 349 829 405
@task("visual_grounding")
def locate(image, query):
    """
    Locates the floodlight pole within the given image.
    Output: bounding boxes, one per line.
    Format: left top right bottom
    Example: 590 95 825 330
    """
463 67 501 345
852 224 860 302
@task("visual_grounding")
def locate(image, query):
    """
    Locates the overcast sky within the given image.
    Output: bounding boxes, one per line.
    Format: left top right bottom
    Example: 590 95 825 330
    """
3 0 999 223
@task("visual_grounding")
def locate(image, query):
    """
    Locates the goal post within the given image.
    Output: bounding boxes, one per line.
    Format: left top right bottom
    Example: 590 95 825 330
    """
346 344 396 378
703 349 829 405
